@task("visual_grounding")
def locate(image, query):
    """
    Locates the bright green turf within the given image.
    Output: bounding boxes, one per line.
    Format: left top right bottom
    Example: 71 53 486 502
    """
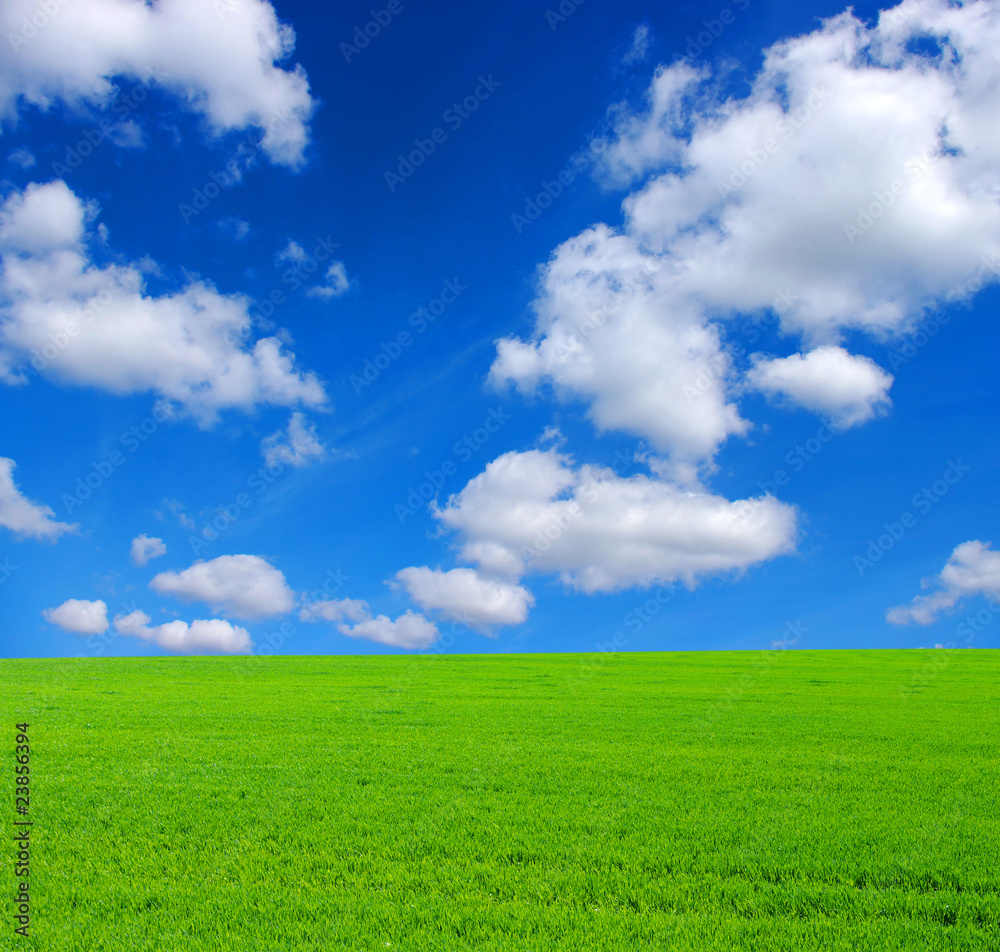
1 650 998 950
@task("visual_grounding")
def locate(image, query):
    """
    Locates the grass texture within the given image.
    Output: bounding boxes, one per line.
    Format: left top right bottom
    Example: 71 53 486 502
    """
1 649 998 950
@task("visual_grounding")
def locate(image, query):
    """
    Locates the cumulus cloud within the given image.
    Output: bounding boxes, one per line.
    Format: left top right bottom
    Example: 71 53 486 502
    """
150 554 294 620
747 346 894 429
0 457 76 541
431 448 797 594
299 597 438 649
495 0 1000 467
42 598 108 635
1 0 316 168
0 181 326 424
490 227 747 465
395 566 535 630
114 609 251 653
888 540 1000 625
260 411 325 467
130 533 167 566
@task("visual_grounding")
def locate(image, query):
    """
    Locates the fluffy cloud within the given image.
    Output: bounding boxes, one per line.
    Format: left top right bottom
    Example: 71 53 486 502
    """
130 534 167 566
300 598 438 650
887 540 1000 625
42 598 108 634
114 609 250 653
0 457 76 541
490 227 747 464
395 566 535 630
0 181 326 423
260 411 326 467
432 448 797 594
495 0 1000 465
150 554 294 620
747 346 894 430
1 0 315 168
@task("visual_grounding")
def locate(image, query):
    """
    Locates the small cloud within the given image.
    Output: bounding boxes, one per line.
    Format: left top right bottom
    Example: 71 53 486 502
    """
7 148 36 169
538 425 565 447
276 239 307 265
150 554 295 620
130 534 167 566
624 24 651 64
114 609 250 654
107 120 146 149
261 412 326 468
218 216 250 240
307 261 351 299
300 597 438 649
888 540 1000 626
0 458 77 542
157 498 195 530
43 598 109 635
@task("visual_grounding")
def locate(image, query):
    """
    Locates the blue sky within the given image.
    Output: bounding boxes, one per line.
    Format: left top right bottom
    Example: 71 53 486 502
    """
2 0 999 659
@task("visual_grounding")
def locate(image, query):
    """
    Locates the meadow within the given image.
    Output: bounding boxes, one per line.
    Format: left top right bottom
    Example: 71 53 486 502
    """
1 649 998 950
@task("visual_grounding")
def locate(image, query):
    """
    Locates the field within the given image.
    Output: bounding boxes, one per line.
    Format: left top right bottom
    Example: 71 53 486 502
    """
2 650 998 950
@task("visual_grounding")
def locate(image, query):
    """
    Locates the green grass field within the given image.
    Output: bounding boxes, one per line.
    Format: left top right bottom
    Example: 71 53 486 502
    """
2 650 998 950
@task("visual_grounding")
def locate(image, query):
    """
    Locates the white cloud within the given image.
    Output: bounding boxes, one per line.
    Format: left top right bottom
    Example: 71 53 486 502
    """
275 239 307 264
114 609 250 653
130 533 167 566
306 261 350 299
42 598 108 635
747 346 893 429
495 1 1000 467
260 411 325 467
7 147 35 168
888 540 1000 625
299 597 438 650
0 181 326 424
1 0 316 168
624 24 652 65
395 566 535 630
299 598 369 624
0 457 76 541
150 554 294 620
218 217 250 240
490 226 747 466
432 448 798 594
